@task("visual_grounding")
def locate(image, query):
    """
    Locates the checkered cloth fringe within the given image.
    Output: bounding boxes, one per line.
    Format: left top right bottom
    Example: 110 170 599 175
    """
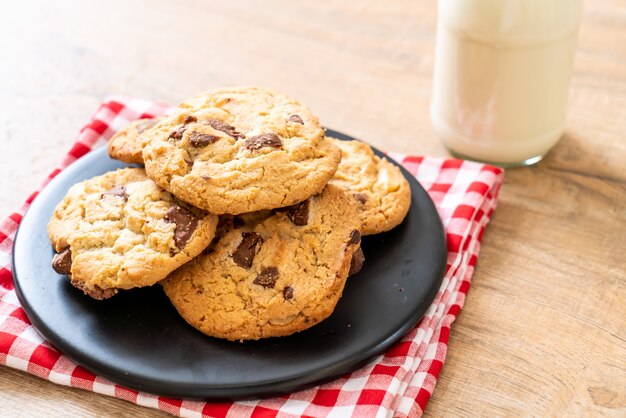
0 97 504 417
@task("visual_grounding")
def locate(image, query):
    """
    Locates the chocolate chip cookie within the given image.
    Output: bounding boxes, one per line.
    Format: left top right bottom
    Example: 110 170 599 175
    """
108 117 163 164
328 138 411 235
47 168 218 299
162 184 363 341
142 87 341 215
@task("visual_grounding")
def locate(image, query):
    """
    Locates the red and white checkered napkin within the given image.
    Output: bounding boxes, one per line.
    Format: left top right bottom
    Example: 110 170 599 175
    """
0 97 504 417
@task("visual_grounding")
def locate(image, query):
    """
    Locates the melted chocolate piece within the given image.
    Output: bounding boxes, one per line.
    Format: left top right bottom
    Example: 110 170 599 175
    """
349 247 365 276
168 125 187 141
70 279 117 300
206 119 244 139
348 229 361 245
189 132 219 148
164 205 199 249
52 247 72 275
232 232 263 269
286 200 310 226
283 286 294 300
136 118 158 134
244 133 283 151
287 114 304 124
102 186 128 201
254 267 279 288
353 192 368 204
183 115 197 124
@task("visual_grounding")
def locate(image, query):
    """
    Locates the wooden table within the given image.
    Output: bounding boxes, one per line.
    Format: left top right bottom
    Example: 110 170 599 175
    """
1 0 624 416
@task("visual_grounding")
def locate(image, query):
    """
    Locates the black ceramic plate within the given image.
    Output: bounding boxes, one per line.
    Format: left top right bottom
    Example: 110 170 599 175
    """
12 130 446 399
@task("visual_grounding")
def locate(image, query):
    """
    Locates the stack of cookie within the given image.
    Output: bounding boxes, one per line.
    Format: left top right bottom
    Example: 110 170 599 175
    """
48 87 411 341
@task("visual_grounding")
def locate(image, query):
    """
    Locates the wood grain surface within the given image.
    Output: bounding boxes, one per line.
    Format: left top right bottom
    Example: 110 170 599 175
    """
1 0 625 416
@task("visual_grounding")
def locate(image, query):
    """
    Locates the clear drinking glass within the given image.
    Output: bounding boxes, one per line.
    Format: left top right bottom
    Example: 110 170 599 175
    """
431 0 583 167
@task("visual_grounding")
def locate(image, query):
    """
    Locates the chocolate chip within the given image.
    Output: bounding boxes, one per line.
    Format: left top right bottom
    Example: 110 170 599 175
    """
286 200 309 226
349 247 365 276
164 205 199 249
70 279 117 300
189 132 219 148
102 186 128 201
136 118 158 134
254 267 279 288
206 119 244 139
232 232 263 269
52 247 72 275
183 115 197 124
348 230 361 245
287 114 304 124
201 175 210 180
169 125 186 141
353 193 368 204
283 286 294 300
244 133 283 151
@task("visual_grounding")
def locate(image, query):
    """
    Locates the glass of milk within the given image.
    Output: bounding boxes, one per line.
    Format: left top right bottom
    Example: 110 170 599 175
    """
431 0 583 167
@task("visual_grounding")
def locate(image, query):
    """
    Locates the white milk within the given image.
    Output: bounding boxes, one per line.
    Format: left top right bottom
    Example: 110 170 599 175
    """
431 0 583 166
